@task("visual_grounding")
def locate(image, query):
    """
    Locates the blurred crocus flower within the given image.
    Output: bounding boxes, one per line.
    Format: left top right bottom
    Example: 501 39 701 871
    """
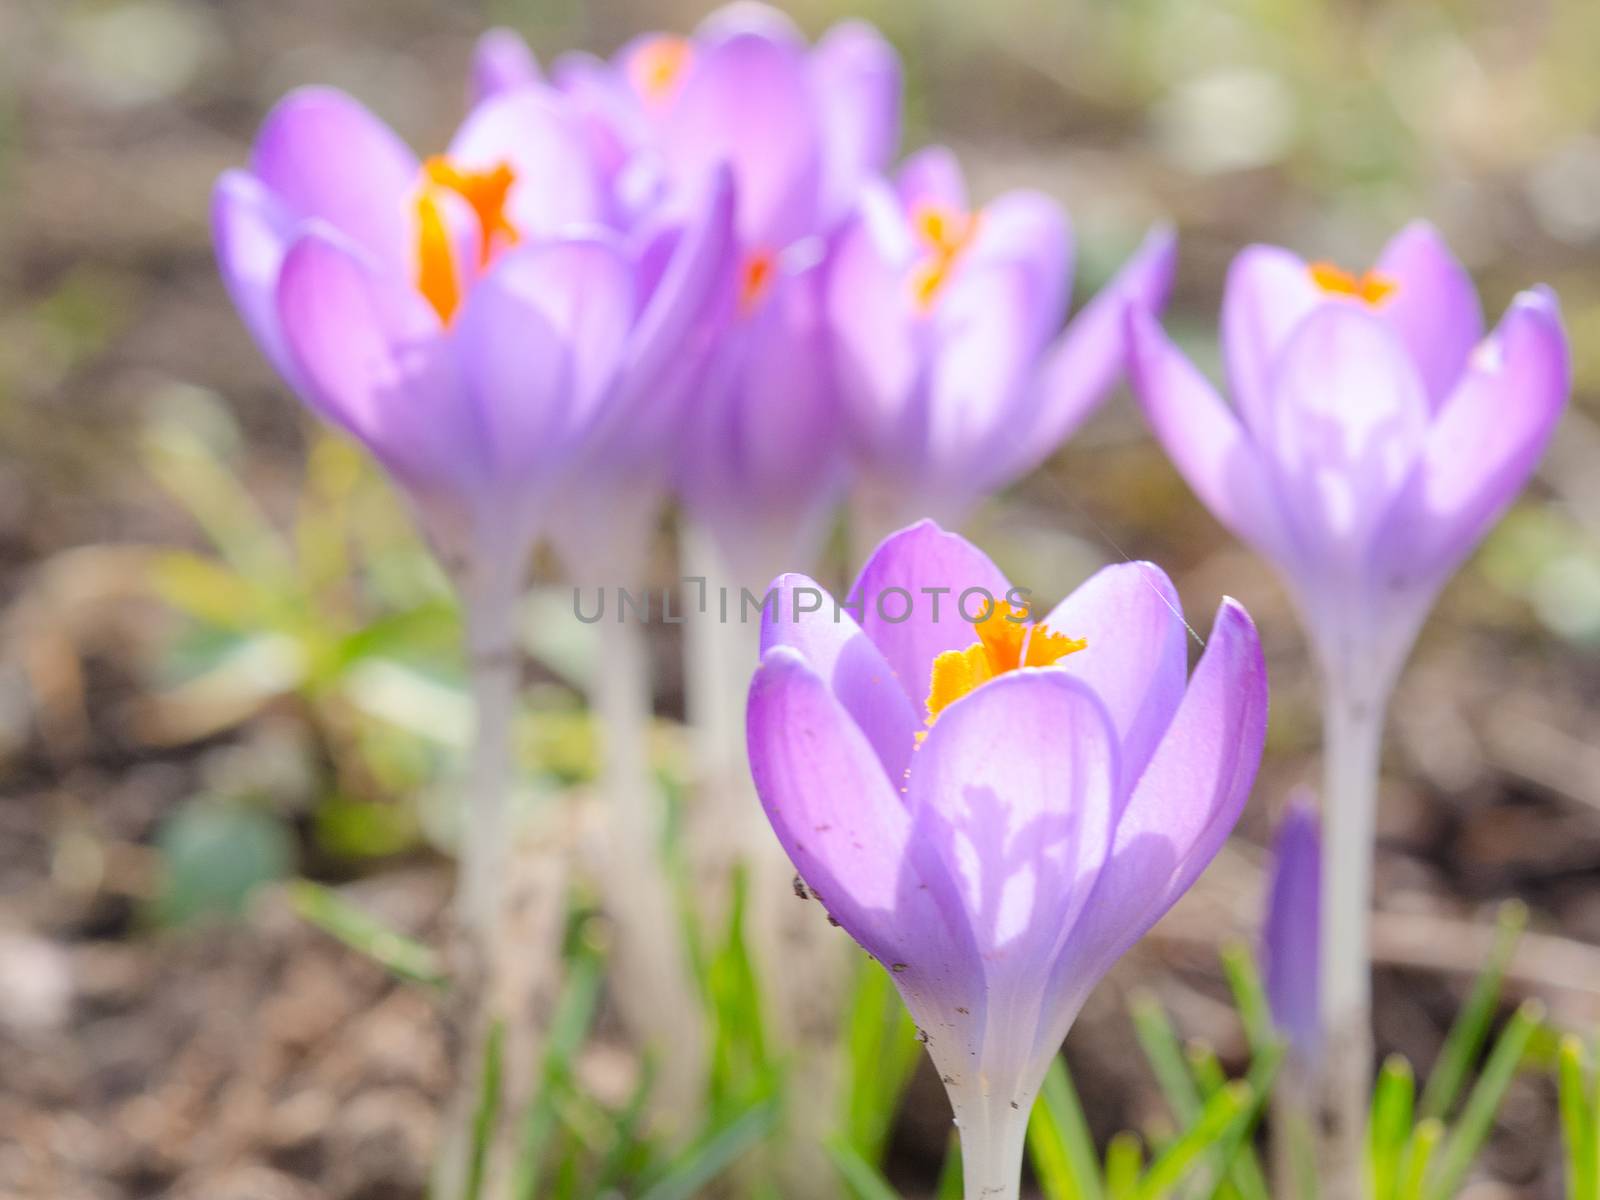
747 520 1267 1199
830 148 1177 534
212 83 733 578
1262 791 1322 1068
473 6 901 570
1128 223 1570 699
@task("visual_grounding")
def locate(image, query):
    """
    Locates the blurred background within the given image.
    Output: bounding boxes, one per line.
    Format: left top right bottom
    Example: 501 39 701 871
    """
2 0 1599 1196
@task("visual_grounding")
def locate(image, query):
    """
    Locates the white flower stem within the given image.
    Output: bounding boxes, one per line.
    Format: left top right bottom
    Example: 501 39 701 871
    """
592 611 706 1120
953 1090 1030 1200
459 556 523 937
1318 665 1388 1188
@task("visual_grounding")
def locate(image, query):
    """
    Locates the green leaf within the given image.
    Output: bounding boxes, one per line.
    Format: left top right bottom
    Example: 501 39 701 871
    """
1368 1054 1416 1200
148 798 294 927
1137 1081 1254 1200
1105 1132 1144 1200
1424 1000 1544 1200
635 1101 778 1200
826 1136 902 1200
463 1020 507 1200
1028 1056 1105 1200
1419 900 1527 1122
935 1133 963 1200
1131 989 1202 1124
1557 1036 1597 1200
1220 941 1274 1055
1397 1119 1444 1200
287 879 444 987
840 957 921 1165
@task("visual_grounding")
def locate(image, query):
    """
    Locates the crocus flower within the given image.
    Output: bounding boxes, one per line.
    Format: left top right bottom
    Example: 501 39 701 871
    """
829 148 1177 535
1127 222 1570 702
212 82 733 579
747 520 1268 1199
1128 222 1569 1159
1262 790 1321 1069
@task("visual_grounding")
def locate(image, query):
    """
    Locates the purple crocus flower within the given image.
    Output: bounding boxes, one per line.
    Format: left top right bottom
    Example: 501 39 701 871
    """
212 83 733 576
829 148 1177 535
1127 223 1570 701
746 520 1268 1199
1262 790 1322 1069
471 7 901 572
1128 222 1569 1152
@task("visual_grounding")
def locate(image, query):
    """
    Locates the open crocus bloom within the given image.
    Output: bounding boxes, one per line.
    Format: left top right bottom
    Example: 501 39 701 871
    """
472 4 901 571
212 84 733 569
830 149 1177 533
746 521 1267 1197
1129 223 1570 698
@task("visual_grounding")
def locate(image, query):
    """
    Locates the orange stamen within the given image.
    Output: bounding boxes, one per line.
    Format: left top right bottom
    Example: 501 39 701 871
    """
739 248 777 315
413 157 520 324
1308 261 1398 307
628 36 693 105
907 201 980 313
924 602 1086 724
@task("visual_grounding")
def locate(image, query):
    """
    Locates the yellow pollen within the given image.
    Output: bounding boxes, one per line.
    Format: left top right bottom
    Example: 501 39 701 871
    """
414 157 520 324
924 602 1086 725
629 36 694 105
907 201 980 313
739 248 777 315
1308 261 1397 307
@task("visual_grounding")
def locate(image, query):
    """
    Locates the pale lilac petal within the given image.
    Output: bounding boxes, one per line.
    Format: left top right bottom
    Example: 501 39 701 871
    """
447 88 607 234
1374 221 1483 409
212 170 297 384
1127 308 1292 561
249 87 418 271
1041 561 1189 787
810 20 902 224
275 230 472 494
998 225 1177 488
454 237 634 481
908 671 1116 1035
747 647 980 1015
662 30 821 247
1262 789 1322 1067
1264 306 1429 568
697 3 806 45
965 190 1071 339
896 145 967 213
852 520 1012 712
926 260 1047 483
470 28 542 104
1221 242 1321 435
1372 287 1569 587
1044 597 1266 1032
759 572 922 781
827 190 926 465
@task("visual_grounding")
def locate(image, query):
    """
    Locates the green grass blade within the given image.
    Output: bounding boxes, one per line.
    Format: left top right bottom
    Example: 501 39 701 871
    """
1397 1119 1444 1200
287 879 446 988
840 957 921 1164
825 1136 902 1200
1369 1054 1416 1200
1220 941 1274 1055
1131 990 1203 1125
935 1134 963 1200
636 1101 779 1200
463 1020 507 1200
1137 1080 1253 1200
1186 1042 1271 1200
1106 1132 1144 1200
1557 1036 1597 1200
1029 1056 1105 1200
1424 1000 1544 1200
1419 901 1527 1121
511 941 606 1200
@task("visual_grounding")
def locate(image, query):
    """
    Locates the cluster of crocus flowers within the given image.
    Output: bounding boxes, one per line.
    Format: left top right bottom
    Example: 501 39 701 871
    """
747 521 1268 1200
1128 222 1570 1163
